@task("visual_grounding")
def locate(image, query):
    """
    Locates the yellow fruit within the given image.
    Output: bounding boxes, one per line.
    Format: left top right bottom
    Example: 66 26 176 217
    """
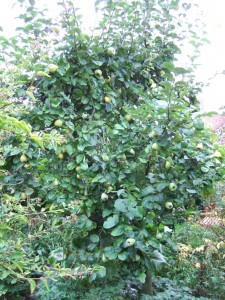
107 47 116 56
24 163 31 169
126 238 135 247
196 143 203 150
76 166 81 172
214 150 222 158
20 192 26 200
165 161 171 169
53 179 59 186
125 114 132 121
165 201 173 209
102 154 109 162
156 233 163 239
169 183 177 192
104 96 111 103
95 69 102 76
54 119 63 127
152 143 160 151
20 154 28 163
48 64 59 73
101 192 108 201
58 153 64 159
129 148 135 155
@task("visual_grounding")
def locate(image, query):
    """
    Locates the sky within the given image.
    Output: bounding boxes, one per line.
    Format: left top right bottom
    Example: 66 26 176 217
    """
0 0 225 113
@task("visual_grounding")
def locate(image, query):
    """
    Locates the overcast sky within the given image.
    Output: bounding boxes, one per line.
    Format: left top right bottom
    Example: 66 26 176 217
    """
0 0 225 113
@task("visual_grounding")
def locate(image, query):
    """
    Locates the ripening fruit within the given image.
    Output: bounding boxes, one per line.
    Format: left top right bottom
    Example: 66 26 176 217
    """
95 69 102 76
61 146 66 153
24 163 31 169
165 161 171 169
58 153 64 159
20 154 28 163
145 145 151 154
126 238 136 247
169 183 177 191
102 154 109 162
107 47 116 56
101 192 108 201
196 143 203 150
76 166 81 172
129 148 135 155
102 254 108 262
48 64 59 73
152 143 160 151
174 133 183 142
20 192 26 200
82 112 89 119
53 179 59 186
104 96 111 103
54 119 63 127
165 202 173 209
156 233 163 239
214 150 222 158
125 114 132 121
135 254 141 261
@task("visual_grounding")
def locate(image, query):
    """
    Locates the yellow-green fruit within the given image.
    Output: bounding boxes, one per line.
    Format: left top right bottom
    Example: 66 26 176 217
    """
121 154 126 161
152 143 160 151
135 254 141 261
214 150 222 158
53 179 59 186
174 133 183 142
101 192 108 201
24 163 31 169
196 143 203 150
156 233 163 239
129 148 135 155
104 96 111 103
107 47 116 56
61 146 66 153
169 183 177 192
102 254 108 262
126 238 135 247
165 161 171 169
48 64 58 73
54 119 63 127
20 154 28 163
125 114 132 121
165 201 173 209
58 153 64 159
102 154 109 162
20 192 26 200
105 76 111 83
145 145 151 154
76 166 81 172
95 69 102 76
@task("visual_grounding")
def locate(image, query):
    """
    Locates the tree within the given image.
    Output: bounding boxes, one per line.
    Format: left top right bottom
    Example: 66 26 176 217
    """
0 0 224 297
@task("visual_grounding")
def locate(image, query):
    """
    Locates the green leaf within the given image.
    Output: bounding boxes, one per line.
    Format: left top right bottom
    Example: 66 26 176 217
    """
118 252 128 261
103 215 119 229
25 188 34 196
41 278 49 291
90 234 99 243
111 226 124 236
138 272 146 284
114 199 127 212
141 186 155 197
28 279 36 294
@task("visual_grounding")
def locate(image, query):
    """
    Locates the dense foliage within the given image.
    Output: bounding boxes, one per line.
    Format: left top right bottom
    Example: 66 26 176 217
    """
0 0 224 297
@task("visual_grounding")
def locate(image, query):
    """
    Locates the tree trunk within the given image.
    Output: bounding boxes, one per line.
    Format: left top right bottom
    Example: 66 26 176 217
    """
142 271 153 296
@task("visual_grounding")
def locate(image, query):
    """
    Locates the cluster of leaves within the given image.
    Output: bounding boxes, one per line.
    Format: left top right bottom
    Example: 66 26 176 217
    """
168 220 225 299
0 0 224 296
